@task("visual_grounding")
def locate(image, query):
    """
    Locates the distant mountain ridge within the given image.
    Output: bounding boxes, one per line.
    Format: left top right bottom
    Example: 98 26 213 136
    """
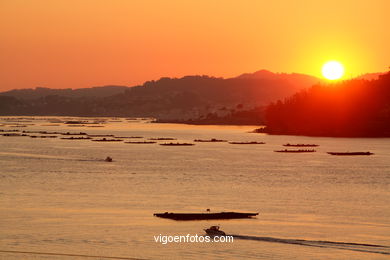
0 70 321 100
236 69 317 81
0 85 129 100
0 70 324 120
1 70 383 101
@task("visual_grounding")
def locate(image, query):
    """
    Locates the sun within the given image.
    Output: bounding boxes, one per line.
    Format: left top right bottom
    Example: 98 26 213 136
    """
322 61 344 80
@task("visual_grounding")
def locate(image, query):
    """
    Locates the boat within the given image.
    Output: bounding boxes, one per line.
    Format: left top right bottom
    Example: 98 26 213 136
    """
153 211 259 220
194 138 227 142
229 141 265 144
204 226 226 236
159 142 195 146
274 149 316 153
283 143 319 147
327 152 373 156
105 156 113 162
125 141 156 144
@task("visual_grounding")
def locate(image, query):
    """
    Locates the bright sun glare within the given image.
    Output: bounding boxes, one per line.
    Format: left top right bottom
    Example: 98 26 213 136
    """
322 61 344 80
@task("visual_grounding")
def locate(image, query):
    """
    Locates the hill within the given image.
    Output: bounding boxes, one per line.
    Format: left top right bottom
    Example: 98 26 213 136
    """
0 85 129 100
260 72 390 137
0 70 320 121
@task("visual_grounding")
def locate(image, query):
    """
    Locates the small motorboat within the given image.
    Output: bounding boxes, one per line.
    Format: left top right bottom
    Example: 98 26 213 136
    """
105 156 113 162
204 226 226 236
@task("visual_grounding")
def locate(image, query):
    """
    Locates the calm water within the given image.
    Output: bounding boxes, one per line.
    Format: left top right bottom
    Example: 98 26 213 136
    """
0 117 389 259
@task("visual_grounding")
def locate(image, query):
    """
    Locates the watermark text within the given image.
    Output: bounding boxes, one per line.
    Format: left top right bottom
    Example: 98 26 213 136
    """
154 234 233 245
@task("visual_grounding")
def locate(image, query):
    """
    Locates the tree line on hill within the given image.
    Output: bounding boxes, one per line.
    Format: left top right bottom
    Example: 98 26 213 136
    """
260 72 390 137
0 70 319 124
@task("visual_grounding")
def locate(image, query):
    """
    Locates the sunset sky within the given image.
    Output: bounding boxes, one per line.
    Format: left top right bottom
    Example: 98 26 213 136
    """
0 0 389 91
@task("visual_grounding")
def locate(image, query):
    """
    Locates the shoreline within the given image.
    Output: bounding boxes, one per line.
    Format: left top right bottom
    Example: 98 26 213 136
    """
253 127 390 138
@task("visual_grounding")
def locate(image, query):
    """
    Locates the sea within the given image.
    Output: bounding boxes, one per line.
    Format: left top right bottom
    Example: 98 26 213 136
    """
0 117 389 259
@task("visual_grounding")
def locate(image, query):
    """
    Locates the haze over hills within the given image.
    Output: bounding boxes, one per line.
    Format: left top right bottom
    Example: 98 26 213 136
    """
0 85 129 100
0 70 384 123
0 70 321 100
0 70 322 121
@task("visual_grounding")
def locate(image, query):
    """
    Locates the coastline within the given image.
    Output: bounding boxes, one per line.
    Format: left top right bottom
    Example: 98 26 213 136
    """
253 127 390 138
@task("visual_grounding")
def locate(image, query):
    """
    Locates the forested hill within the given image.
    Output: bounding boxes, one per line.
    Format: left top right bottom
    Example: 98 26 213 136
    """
0 70 320 120
262 72 390 137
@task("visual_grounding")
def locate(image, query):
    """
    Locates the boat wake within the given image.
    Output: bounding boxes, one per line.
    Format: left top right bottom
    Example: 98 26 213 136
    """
232 235 390 255
0 152 111 162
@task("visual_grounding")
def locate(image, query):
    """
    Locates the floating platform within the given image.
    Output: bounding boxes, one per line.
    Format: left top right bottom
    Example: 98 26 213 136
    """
327 152 373 156
283 143 319 147
125 141 156 144
154 212 259 220
229 141 265 144
274 149 316 153
149 137 177 140
61 137 92 140
194 138 227 142
159 142 194 146
91 138 123 142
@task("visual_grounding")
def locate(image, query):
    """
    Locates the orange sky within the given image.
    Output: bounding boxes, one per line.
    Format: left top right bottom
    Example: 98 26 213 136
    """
0 0 389 91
